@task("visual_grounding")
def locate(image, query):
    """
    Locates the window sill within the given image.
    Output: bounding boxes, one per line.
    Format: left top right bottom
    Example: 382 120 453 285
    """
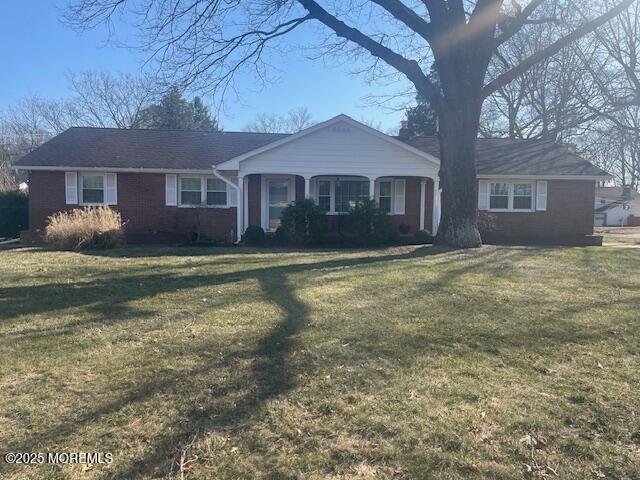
487 209 536 213
178 205 231 209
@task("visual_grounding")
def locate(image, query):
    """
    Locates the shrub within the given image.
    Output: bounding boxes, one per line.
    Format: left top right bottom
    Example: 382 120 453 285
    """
242 225 266 246
414 229 433 244
347 199 397 245
45 207 124 250
0 191 28 238
280 199 328 244
274 225 291 244
398 223 411 235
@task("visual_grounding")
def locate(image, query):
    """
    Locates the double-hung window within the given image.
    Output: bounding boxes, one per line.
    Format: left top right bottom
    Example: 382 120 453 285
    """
378 181 392 214
488 181 534 211
513 183 533 210
180 177 203 206
318 180 331 212
206 178 227 206
489 182 509 210
81 175 105 204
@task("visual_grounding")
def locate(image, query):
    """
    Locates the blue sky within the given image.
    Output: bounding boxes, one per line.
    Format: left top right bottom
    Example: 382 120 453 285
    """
0 1 409 132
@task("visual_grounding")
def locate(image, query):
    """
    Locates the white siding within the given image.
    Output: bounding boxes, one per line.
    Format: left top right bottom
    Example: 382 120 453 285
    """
239 120 438 178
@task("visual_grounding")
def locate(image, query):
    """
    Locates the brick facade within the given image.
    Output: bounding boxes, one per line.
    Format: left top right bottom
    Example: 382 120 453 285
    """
25 171 596 245
26 171 237 243
478 180 597 244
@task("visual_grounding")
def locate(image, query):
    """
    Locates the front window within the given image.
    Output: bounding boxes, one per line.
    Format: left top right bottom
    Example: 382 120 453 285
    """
180 177 202 206
82 175 104 204
206 178 227 206
379 181 392 214
490 183 509 210
335 180 369 213
318 180 331 212
513 183 533 210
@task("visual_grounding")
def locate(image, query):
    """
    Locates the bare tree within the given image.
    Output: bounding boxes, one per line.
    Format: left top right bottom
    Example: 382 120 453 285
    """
68 71 158 128
244 107 314 133
65 0 637 247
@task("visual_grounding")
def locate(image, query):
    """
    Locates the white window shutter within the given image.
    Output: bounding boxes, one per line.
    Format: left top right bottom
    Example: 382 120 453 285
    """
65 172 78 205
105 173 117 205
165 174 178 206
536 180 548 211
478 180 489 210
394 179 406 215
227 178 237 207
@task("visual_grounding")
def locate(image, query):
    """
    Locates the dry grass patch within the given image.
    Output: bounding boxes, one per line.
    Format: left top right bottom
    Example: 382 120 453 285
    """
0 245 639 479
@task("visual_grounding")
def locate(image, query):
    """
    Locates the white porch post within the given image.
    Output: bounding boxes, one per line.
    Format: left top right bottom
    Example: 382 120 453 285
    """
432 179 441 236
304 176 311 198
369 177 376 200
419 179 426 231
236 174 244 242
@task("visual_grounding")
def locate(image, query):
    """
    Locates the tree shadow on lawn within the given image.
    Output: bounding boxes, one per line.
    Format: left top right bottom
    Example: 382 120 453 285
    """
4 245 635 477
1 269 311 478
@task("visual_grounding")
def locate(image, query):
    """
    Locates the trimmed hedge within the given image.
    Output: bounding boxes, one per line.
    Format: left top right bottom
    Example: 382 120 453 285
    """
0 192 28 238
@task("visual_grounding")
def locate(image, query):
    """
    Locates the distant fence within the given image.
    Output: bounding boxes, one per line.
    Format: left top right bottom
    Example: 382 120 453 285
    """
0 191 28 238
628 215 640 227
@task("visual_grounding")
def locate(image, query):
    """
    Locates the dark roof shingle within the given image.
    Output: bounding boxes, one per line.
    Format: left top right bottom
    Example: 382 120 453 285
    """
14 127 288 170
403 136 610 177
15 126 610 177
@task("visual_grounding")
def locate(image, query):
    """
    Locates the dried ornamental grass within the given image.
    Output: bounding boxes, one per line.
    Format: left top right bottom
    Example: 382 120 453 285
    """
45 206 124 250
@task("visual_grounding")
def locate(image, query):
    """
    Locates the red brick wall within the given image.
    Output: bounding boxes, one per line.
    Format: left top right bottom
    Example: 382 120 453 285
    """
478 180 596 244
25 171 596 245
26 171 237 243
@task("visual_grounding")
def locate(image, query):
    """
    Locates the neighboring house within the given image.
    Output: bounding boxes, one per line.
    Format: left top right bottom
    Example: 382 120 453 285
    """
13 115 610 245
594 186 640 226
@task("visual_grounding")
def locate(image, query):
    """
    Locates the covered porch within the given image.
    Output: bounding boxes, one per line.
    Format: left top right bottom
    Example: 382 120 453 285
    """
232 173 441 241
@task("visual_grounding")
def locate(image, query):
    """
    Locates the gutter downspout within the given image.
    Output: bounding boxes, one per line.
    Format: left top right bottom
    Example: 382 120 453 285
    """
212 165 243 244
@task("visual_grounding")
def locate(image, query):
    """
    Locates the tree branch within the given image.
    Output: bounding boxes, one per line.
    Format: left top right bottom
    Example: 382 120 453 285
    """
370 0 433 42
296 0 444 110
483 0 637 98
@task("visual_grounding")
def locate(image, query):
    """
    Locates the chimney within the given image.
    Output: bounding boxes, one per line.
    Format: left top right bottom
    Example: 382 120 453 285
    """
398 120 413 140
622 185 632 201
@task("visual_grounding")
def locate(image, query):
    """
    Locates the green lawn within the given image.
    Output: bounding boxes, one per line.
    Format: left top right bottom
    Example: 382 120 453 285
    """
1 245 639 479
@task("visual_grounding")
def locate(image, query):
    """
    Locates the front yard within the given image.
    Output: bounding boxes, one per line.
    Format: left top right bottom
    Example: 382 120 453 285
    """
1 245 639 479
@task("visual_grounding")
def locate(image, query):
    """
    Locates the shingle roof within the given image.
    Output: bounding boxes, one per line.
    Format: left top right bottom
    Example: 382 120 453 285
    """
14 126 610 177
14 127 288 170
403 136 610 177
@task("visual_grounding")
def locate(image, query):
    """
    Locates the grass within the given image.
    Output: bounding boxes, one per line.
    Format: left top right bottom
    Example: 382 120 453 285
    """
1 245 639 479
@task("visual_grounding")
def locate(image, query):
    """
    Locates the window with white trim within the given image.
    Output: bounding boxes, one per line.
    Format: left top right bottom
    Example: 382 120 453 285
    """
513 183 533 210
318 180 331 212
335 180 369 213
489 182 509 210
488 181 535 212
81 174 105 204
206 178 227 206
378 181 392 214
177 175 231 208
180 177 202 206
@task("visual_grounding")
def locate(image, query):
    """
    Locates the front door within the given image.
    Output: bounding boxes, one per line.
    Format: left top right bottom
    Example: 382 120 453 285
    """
267 179 290 231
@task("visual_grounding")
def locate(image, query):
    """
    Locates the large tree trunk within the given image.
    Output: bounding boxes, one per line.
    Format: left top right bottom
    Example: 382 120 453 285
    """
435 100 484 248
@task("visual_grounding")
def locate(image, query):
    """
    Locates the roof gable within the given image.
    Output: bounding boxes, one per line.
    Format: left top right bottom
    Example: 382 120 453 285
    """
215 114 440 170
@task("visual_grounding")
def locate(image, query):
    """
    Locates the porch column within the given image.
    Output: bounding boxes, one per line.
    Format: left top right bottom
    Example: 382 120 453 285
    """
432 179 441 236
236 174 244 242
419 179 426 231
369 177 376 200
304 176 311 198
